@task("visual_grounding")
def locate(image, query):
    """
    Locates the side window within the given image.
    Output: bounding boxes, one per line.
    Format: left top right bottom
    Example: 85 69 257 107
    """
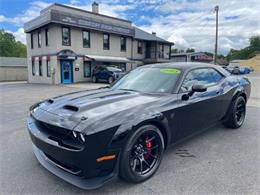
180 68 223 92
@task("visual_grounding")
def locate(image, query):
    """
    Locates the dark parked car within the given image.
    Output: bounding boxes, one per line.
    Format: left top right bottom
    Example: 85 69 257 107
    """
223 65 240 74
27 62 250 189
92 66 124 84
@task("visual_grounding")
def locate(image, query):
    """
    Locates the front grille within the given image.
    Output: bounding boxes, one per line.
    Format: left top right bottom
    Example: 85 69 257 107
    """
34 119 83 150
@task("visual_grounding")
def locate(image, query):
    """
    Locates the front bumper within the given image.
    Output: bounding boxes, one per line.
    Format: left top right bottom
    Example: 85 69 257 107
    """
27 116 120 189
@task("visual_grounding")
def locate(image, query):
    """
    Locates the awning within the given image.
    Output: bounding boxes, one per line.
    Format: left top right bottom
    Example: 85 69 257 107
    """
84 55 132 63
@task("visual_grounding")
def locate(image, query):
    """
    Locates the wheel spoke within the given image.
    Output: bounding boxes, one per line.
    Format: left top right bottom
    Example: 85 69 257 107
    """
143 158 151 169
149 154 158 159
139 158 143 174
146 136 155 143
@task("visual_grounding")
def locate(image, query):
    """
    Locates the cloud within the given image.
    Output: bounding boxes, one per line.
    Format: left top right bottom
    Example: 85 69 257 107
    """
0 15 7 22
6 28 26 44
2 1 51 26
139 0 260 54
1 0 259 55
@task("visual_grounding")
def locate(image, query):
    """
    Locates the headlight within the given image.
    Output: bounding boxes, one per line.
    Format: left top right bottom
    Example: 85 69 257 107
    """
79 133 85 142
72 131 77 138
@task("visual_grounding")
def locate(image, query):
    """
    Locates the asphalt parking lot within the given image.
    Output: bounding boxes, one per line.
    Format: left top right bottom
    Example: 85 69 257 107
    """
0 74 260 194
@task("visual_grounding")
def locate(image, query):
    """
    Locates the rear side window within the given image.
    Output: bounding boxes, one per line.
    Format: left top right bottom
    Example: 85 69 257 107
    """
180 68 223 92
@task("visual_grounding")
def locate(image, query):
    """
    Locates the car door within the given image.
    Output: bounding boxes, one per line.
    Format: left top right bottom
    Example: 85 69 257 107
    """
173 68 225 141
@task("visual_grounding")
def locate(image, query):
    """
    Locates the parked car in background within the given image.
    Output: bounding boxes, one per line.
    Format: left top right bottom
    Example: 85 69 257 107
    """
224 65 240 74
239 67 251 74
92 66 125 84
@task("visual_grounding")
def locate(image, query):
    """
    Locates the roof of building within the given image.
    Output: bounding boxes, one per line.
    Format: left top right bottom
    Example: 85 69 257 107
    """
134 27 172 44
41 3 132 23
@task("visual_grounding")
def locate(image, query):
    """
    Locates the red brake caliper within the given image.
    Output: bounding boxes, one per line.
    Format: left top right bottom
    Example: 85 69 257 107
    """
144 136 152 160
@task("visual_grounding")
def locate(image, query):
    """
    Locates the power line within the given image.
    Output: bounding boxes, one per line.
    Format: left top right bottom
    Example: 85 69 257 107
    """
172 8 214 30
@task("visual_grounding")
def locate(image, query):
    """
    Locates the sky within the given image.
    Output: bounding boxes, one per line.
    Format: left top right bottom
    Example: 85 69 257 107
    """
0 0 260 55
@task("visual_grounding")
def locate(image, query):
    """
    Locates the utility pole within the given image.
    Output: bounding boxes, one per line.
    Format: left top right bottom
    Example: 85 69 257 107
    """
214 5 219 65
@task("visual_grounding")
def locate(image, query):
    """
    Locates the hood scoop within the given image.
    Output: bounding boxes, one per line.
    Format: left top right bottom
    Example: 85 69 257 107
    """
63 105 79 112
47 99 54 104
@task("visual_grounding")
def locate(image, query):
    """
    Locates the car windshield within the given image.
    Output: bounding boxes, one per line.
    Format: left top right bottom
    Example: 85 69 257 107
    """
107 67 122 72
111 67 181 93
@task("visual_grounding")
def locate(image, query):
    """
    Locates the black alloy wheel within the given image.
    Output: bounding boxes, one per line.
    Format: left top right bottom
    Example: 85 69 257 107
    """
235 97 246 126
120 125 164 183
224 96 246 128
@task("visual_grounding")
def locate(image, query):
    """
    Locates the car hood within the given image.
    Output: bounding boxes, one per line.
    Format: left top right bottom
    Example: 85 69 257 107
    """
32 89 170 134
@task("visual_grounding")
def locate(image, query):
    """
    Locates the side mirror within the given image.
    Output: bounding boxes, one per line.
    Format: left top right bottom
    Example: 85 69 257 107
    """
182 84 207 101
192 84 207 93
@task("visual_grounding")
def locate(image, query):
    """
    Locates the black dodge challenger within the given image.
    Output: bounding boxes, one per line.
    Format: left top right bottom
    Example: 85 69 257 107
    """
27 62 251 189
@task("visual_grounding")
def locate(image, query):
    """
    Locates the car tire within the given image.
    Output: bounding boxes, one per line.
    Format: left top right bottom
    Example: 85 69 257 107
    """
108 76 114 84
119 125 164 183
224 96 246 129
92 76 97 83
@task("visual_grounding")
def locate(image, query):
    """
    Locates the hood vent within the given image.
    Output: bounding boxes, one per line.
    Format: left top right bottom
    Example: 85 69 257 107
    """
47 99 54 104
63 105 79 112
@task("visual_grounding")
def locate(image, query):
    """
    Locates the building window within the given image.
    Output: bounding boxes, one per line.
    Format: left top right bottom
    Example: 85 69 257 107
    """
31 34 34 49
62 27 71 46
138 41 143 54
46 60 51 77
83 31 90 48
120 36 126 51
45 28 49 46
103 33 110 50
39 60 42 76
84 62 91 77
32 61 35 76
38 31 41 48
159 43 164 58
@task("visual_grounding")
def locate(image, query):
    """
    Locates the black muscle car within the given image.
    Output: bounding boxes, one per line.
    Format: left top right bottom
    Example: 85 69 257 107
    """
27 62 251 189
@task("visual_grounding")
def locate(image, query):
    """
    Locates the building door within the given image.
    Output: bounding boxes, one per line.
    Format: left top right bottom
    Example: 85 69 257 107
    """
61 60 72 83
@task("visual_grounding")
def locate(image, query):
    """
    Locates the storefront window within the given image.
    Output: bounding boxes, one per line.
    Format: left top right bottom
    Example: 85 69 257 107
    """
32 61 35 76
84 62 91 77
83 31 90 48
46 60 51 77
120 36 126 51
39 61 42 76
103 33 110 50
62 27 71 46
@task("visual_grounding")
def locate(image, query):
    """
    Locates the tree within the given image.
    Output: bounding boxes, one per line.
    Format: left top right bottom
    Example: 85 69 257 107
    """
226 35 260 61
0 29 27 57
186 48 195 53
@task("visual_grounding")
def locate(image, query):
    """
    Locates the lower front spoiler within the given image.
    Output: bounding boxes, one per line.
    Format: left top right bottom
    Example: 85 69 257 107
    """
32 144 118 190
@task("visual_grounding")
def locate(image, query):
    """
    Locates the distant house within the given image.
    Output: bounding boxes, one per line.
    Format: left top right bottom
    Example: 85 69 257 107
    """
0 57 27 81
170 52 213 63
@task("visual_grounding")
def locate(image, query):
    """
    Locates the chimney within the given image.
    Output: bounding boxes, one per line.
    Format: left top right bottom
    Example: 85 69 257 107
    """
92 2 99 14
152 32 156 36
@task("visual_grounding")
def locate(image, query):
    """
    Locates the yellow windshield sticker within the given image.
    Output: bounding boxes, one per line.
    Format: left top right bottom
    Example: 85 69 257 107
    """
160 68 181 74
